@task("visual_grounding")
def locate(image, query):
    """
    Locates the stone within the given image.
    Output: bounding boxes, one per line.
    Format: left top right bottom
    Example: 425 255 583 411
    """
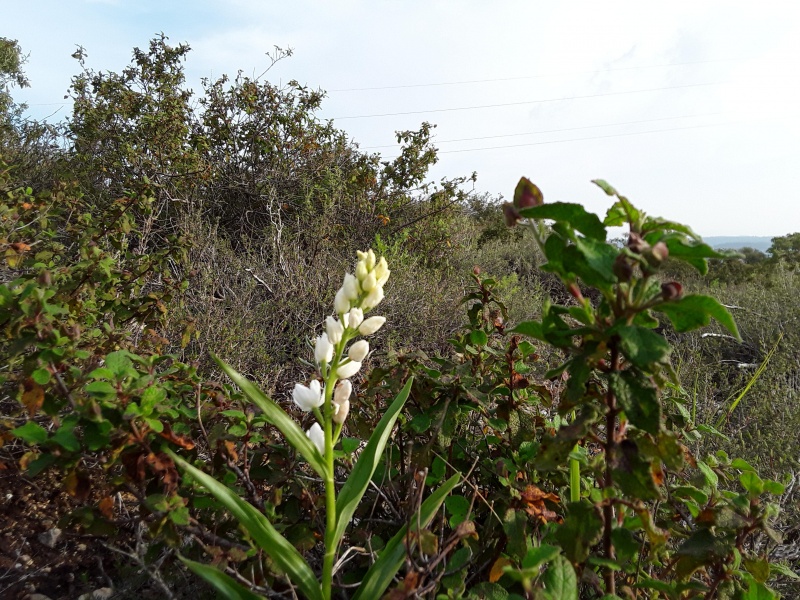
37 528 62 549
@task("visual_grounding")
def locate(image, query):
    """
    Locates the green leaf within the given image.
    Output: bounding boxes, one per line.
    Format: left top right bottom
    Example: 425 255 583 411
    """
85 380 117 400
616 325 671 369
739 471 764 496
104 350 134 376
655 295 740 340
445 495 471 527
542 555 578 600
179 556 265 600
508 320 545 341
518 202 607 240
574 236 617 283
592 179 618 196
31 368 51 385
12 421 48 445
334 379 413 550
554 501 603 563
213 354 327 479
169 450 323 600
609 371 661 435
470 329 488 346
467 582 509 600
663 238 728 275
521 544 560 570
769 562 800 580
352 473 460 600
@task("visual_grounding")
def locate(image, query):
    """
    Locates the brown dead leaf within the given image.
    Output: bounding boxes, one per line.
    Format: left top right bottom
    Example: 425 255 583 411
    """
489 556 513 583
19 451 38 471
146 451 179 493
64 469 91 501
98 495 115 519
21 378 45 417
157 422 195 450
520 485 562 524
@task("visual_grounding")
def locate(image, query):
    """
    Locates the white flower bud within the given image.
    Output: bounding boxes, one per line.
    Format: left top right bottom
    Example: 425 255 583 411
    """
359 316 386 336
362 286 384 310
336 360 362 379
348 340 369 362
374 257 389 282
334 288 350 314
306 422 325 454
347 307 364 330
361 272 377 292
355 260 368 281
365 249 376 270
293 380 324 412
314 333 333 366
325 316 344 345
342 273 360 299
333 399 350 424
333 379 352 406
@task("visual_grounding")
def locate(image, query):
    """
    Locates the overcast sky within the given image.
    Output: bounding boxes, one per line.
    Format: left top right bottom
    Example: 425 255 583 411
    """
6 1 800 236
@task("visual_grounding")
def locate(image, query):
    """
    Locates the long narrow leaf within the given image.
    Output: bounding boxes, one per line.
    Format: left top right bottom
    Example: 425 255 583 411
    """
213 354 327 479
352 473 461 600
179 555 265 600
168 450 324 600
333 378 413 549
715 333 782 429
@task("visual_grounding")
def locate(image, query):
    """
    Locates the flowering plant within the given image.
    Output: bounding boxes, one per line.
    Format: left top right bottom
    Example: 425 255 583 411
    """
170 250 459 600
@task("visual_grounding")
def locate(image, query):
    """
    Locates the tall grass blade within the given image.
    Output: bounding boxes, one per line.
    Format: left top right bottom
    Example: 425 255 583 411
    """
333 378 412 550
352 473 461 600
179 555 265 600
213 354 327 479
715 333 782 429
169 450 324 600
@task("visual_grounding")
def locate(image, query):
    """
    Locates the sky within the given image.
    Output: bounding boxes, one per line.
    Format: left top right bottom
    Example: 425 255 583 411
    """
5 1 800 237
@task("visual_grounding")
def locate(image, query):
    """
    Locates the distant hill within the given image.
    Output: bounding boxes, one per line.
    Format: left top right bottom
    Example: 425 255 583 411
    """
703 236 774 253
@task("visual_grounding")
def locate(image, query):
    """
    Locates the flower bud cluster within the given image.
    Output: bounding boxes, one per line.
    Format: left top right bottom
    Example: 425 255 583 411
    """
334 249 390 315
292 250 389 454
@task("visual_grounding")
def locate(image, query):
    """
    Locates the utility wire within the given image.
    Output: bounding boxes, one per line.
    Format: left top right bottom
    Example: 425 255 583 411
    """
331 81 725 119
329 57 746 92
360 112 722 149
380 116 798 157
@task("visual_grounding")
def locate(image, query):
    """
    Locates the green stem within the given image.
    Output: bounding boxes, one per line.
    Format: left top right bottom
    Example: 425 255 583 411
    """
569 445 581 503
321 373 336 600
321 329 354 599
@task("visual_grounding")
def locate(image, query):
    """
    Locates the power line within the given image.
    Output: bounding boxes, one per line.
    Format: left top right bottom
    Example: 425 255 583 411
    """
381 117 798 157
329 57 745 92
361 112 722 149
331 81 725 120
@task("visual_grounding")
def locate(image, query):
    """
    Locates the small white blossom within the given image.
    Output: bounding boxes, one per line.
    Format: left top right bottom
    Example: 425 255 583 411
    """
336 360 362 379
355 260 368 281
333 379 352 423
361 286 384 310
314 334 333 366
347 307 363 330
361 272 377 292
325 316 344 345
359 316 386 336
334 288 350 314
342 273 360 299
348 340 369 362
333 399 350 424
293 380 324 412
306 422 325 454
